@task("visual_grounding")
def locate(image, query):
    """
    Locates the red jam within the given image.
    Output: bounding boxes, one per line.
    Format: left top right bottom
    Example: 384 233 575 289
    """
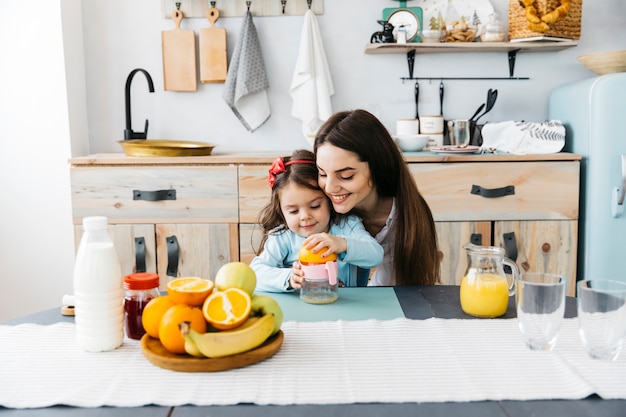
123 273 160 340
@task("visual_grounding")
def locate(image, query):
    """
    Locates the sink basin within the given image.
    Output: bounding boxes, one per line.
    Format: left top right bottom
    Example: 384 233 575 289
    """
118 140 216 157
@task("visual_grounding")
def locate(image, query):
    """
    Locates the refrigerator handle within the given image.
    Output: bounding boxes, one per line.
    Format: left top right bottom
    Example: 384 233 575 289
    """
611 154 626 218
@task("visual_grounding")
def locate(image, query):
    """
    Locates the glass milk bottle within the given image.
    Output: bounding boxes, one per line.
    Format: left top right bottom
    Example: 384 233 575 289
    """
73 216 124 352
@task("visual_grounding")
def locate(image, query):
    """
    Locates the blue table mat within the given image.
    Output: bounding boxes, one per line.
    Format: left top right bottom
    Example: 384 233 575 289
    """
256 287 404 322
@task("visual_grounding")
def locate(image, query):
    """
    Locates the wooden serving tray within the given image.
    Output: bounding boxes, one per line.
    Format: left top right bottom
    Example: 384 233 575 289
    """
140 331 284 372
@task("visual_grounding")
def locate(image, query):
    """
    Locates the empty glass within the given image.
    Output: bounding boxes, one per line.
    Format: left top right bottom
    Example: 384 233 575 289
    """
515 273 566 351
577 280 626 361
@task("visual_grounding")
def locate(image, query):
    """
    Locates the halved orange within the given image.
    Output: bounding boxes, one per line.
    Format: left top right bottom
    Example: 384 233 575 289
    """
167 277 214 306
202 288 252 330
298 245 338 264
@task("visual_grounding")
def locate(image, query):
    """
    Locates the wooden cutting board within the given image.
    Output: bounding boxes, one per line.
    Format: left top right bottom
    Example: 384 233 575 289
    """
199 7 227 83
140 331 284 372
162 10 197 92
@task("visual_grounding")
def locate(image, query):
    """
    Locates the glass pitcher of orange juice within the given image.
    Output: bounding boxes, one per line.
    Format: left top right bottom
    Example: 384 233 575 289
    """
460 244 519 318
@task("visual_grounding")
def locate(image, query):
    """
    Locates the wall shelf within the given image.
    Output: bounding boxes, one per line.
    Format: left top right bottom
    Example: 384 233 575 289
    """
366 40 578 80
364 40 578 54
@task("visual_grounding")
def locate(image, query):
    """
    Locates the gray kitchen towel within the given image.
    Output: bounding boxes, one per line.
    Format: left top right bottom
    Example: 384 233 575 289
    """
222 10 270 132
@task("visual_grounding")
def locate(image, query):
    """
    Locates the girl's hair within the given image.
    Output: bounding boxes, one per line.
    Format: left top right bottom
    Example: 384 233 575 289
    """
255 149 333 254
314 109 441 285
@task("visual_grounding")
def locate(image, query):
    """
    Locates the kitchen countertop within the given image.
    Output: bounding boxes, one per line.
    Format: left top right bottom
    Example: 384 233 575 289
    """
69 152 582 165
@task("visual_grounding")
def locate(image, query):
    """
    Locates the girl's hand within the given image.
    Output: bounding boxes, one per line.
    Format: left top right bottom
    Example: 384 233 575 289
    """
303 233 347 259
290 261 304 289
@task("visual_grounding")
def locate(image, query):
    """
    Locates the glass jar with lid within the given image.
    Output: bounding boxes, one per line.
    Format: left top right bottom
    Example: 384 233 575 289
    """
123 272 160 340
482 13 505 42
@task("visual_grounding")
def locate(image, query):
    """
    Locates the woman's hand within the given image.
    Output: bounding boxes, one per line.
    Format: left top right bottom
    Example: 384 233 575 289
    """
302 233 347 259
290 261 304 289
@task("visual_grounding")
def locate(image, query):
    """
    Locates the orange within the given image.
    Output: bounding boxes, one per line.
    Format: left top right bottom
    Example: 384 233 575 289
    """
298 245 337 264
158 304 206 354
202 288 252 330
166 277 214 306
141 295 174 339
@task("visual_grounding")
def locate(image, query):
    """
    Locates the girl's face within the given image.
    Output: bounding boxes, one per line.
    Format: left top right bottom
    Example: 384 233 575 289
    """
316 144 374 214
278 182 331 237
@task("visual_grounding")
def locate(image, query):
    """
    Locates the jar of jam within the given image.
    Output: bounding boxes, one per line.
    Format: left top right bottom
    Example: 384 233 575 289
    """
123 272 160 340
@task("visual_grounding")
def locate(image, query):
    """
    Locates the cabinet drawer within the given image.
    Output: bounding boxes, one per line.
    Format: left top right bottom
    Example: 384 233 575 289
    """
410 161 579 222
71 165 238 223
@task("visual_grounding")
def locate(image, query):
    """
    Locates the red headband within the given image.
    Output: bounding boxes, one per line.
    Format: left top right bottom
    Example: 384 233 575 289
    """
268 157 316 188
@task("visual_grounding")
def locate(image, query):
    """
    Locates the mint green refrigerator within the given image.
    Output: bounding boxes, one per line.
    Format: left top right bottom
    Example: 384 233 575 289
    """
549 73 626 284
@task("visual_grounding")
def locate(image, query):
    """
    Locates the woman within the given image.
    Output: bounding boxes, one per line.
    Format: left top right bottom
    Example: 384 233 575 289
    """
314 109 440 286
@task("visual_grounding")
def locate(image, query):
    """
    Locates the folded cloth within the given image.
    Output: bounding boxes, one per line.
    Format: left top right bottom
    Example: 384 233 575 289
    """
481 120 566 155
223 10 270 132
289 9 334 142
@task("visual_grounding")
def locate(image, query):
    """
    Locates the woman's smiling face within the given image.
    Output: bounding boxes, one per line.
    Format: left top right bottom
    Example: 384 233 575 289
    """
316 144 375 214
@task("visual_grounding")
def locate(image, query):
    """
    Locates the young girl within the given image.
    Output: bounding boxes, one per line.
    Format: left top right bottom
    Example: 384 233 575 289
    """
250 149 383 292
314 109 441 286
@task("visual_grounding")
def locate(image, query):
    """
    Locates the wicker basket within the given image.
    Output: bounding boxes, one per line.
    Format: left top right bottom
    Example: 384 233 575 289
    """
508 0 582 41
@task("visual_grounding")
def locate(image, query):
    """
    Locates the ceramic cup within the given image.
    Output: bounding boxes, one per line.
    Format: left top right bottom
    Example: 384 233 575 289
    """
396 119 419 136
577 280 626 361
515 273 566 351
419 115 444 134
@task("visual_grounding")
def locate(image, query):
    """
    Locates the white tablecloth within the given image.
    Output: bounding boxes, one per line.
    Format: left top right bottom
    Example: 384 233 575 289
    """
1 318 624 408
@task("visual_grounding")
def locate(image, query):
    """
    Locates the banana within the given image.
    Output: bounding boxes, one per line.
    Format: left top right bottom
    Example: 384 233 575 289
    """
179 325 206 358
179 314 274 358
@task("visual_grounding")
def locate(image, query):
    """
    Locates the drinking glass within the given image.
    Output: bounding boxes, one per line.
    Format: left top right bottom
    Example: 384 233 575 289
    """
515 273 566 351
577 280 626 361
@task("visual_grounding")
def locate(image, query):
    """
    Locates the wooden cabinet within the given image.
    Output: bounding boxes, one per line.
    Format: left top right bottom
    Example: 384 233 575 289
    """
410 159 579 295
70 152 580 295
70 161 240 291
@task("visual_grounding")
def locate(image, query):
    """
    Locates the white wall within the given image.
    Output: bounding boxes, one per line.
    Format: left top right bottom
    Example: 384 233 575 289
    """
81 0 626 154
0 0 624 321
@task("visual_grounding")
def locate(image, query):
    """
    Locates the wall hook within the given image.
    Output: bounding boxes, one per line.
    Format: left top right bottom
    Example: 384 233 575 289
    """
175 2 181 10
307 0 312 9
246 1 251 11
210 1 216 7
281 0 287 14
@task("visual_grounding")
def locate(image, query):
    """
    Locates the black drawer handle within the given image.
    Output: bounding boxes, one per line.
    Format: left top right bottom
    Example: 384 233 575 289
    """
134 237 146 273
471 184 515 198
470 233 483 246
503 231 518 275
133 189 176 201
166 235 179 277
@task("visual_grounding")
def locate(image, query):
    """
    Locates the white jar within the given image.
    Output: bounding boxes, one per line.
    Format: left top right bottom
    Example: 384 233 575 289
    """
73 216 124 352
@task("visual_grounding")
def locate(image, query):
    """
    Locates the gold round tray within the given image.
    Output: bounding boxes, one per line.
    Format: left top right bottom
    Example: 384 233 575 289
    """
140 331 283 372
119 140 216 157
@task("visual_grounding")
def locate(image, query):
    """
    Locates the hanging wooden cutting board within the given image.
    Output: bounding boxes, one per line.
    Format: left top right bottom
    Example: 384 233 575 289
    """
199 7 227 83
162 9 197 91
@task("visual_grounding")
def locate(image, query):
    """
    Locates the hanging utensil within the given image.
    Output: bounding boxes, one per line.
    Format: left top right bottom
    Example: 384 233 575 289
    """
469 103 485 122
414 81 420 119
475 89 498 123
407 50 415 80
439 81 444 116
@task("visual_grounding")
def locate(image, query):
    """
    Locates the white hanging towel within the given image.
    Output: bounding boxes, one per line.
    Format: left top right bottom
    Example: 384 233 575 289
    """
289 9 335 141
223 11 270 132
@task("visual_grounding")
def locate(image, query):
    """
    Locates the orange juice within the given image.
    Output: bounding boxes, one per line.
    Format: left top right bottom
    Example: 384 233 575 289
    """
460 273 510 318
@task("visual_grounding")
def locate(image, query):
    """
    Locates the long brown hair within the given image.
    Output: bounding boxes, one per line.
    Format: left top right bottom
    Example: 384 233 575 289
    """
314 109 440 285
255 149 334 254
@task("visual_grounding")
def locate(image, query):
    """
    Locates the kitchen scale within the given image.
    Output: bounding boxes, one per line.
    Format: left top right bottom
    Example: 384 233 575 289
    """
382 0 423 43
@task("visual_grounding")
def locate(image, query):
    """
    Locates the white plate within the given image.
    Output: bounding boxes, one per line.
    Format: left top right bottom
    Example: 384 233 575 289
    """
420 0 494 31
430 145 480 154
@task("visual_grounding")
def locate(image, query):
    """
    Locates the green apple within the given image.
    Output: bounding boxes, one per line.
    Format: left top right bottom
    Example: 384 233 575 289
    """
251 295 284 335
214 262 257 295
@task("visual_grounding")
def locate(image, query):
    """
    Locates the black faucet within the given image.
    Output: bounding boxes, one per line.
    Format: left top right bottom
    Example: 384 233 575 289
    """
124 68 155 140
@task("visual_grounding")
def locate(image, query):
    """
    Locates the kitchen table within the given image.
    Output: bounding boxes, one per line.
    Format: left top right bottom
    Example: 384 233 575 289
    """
1 286 624 417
